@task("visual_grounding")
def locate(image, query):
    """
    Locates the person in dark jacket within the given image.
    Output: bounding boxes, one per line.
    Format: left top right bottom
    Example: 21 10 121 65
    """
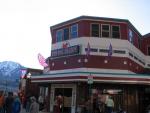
12 92 21 113
5 92 14 113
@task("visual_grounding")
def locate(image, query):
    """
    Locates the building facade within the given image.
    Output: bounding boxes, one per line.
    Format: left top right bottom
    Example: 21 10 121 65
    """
31 16 150 113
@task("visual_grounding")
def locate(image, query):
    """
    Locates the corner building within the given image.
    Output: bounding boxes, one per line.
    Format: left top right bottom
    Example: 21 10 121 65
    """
31 16 150 113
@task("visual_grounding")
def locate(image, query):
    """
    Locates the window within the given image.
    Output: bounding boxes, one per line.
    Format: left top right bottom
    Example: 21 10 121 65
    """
71 24 78 38
91 24 100 37
112 25 120 38
56 30 63 42
147 46 150 56
128 29 134 44
64 28 69 40
101 24 110 37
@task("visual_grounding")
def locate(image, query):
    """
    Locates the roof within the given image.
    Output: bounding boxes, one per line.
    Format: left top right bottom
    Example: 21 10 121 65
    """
50 15 142 37
143 33 150 38
31 71 150 85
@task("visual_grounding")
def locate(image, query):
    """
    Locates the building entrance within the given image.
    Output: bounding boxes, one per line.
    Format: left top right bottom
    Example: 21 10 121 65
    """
50 84 76 113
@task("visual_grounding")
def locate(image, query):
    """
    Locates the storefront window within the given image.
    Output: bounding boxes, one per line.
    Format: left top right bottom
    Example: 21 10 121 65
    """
38 86 49 112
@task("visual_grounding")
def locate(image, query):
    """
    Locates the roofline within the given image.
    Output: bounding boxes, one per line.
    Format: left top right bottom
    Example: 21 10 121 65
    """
50 15 142 37
32 71 150 77
143 33 150 38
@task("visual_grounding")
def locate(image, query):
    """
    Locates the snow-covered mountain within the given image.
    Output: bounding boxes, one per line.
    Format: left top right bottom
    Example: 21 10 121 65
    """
0 61 25 91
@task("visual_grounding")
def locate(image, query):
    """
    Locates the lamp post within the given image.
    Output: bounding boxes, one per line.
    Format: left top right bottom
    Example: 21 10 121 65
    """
87 73 93 113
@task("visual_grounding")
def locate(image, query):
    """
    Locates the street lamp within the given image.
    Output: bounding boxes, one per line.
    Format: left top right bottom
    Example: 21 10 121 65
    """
87 73 93 113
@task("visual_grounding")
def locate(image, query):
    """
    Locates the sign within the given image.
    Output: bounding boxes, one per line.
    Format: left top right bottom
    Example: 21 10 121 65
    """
87 74 93 84
51 45 80 58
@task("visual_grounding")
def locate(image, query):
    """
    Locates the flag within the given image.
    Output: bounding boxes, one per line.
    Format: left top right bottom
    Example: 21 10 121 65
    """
108 43 113 57
21 69 27 78
86 42 91 56
38 53 48 67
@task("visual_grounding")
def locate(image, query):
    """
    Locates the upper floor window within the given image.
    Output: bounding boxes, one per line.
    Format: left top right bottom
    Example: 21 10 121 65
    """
128 29 134 44
91 24 100 37
56 30 63 42
112 25 120 38
71 24 78 38
101 24 110 38
63 28 69 40
147 46 150 56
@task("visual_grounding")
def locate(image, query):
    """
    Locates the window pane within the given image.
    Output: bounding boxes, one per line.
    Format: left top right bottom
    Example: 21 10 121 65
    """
112 26 119 31
71 24 78 38
102 25 110 37
56 30 63 42
112 26 120 38
148 46 150 55
102 25 109 30
64 28 69 40
112 32 120 38
91 24 99 37
102 31 109 37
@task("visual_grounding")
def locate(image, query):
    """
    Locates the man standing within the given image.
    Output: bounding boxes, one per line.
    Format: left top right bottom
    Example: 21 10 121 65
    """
105 96 114 113
5 92 14 113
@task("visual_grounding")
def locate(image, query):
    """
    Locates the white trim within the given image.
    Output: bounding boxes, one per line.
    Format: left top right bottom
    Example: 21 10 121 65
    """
47 68 134 74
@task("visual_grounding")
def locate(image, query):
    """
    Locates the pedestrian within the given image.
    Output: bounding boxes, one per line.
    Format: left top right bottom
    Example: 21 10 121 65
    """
0 91 4 113
38 94 44 111
12 92 21 113
5 92 14 113
25 96 31 112
105 95 114 113
29 96 39 113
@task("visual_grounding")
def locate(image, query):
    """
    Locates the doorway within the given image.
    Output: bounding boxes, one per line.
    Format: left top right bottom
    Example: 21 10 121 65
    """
50 84 76 113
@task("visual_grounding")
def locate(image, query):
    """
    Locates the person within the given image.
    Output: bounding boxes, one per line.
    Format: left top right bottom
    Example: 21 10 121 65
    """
146 104 150 113
25 96 31 112
54 95 63 113
38 95 44 111
12 92 21 113
5 92 14 113
0 91 4 113
29 96 39 113
105 95 114 113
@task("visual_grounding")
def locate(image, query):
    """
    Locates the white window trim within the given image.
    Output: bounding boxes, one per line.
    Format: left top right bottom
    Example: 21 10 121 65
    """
71 24 78 38
101 24 110 38
111 25 121 39
90 23 100 37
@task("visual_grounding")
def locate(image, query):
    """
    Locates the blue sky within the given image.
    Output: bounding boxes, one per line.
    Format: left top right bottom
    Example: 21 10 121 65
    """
0 0 150 69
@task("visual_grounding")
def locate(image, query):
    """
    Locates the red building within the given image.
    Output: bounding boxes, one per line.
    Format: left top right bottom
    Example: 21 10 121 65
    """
31 16 150 113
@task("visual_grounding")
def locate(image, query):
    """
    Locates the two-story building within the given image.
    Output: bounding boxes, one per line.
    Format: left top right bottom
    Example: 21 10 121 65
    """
31 16 150 113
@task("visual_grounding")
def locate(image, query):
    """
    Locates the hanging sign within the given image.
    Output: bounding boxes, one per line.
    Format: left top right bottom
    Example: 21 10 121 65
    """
51 45 80 58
